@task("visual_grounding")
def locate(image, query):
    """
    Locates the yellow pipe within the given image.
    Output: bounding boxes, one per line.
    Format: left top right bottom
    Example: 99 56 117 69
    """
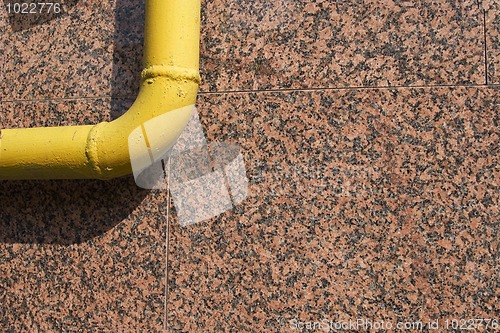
0 0 201 180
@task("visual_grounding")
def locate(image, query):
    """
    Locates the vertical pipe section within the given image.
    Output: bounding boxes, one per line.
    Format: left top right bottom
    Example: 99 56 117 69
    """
144 0 200 71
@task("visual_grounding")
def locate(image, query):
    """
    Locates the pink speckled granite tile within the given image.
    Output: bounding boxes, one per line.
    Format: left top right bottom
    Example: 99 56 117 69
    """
0 97 138 130
0 6 7 100
485 0 500 84
2 0 115 101
200 0 485 92
111 0 145 98
0 98 169 331
2 0 80 32
166 87 499 332
0 5 6 33
0 187 169 332
1 98 113 128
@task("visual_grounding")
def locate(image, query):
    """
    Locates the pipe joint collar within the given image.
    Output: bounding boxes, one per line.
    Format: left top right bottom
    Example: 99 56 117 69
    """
141 65 201 84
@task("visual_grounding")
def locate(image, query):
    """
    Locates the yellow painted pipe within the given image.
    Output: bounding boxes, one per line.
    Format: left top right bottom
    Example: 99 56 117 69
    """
0 0 201 180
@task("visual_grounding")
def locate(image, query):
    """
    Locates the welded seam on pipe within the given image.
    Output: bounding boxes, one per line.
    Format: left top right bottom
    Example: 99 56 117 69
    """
82 65 200 178
85 123 105 176
141 65 201 83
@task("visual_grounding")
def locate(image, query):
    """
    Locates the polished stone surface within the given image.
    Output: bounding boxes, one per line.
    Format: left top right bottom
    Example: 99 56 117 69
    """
2 0 115 101
200 0 485 92
486 0 500 84
0 181 168 332
0 5 7 100
166 88 499 331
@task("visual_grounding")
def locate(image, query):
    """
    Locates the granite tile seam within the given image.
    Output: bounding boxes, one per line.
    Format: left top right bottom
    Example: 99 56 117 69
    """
482 4 489 85
197 83 500 96
484 0 500 83
164 182 172 333
0 96 135 104
0 5 6 101
2 82 500 104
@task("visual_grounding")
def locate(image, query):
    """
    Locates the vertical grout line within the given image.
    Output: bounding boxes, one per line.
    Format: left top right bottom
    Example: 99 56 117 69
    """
484 8 489 85
163 157 171 332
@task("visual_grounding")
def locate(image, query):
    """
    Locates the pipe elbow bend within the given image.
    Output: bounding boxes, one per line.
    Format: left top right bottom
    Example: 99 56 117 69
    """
0 0 201 180
0 68 200 180
85 67 200 180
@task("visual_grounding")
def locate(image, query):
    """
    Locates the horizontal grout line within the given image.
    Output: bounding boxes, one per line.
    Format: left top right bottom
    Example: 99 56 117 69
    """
198 83 500 95
0 83 499 103
0 96 135 103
